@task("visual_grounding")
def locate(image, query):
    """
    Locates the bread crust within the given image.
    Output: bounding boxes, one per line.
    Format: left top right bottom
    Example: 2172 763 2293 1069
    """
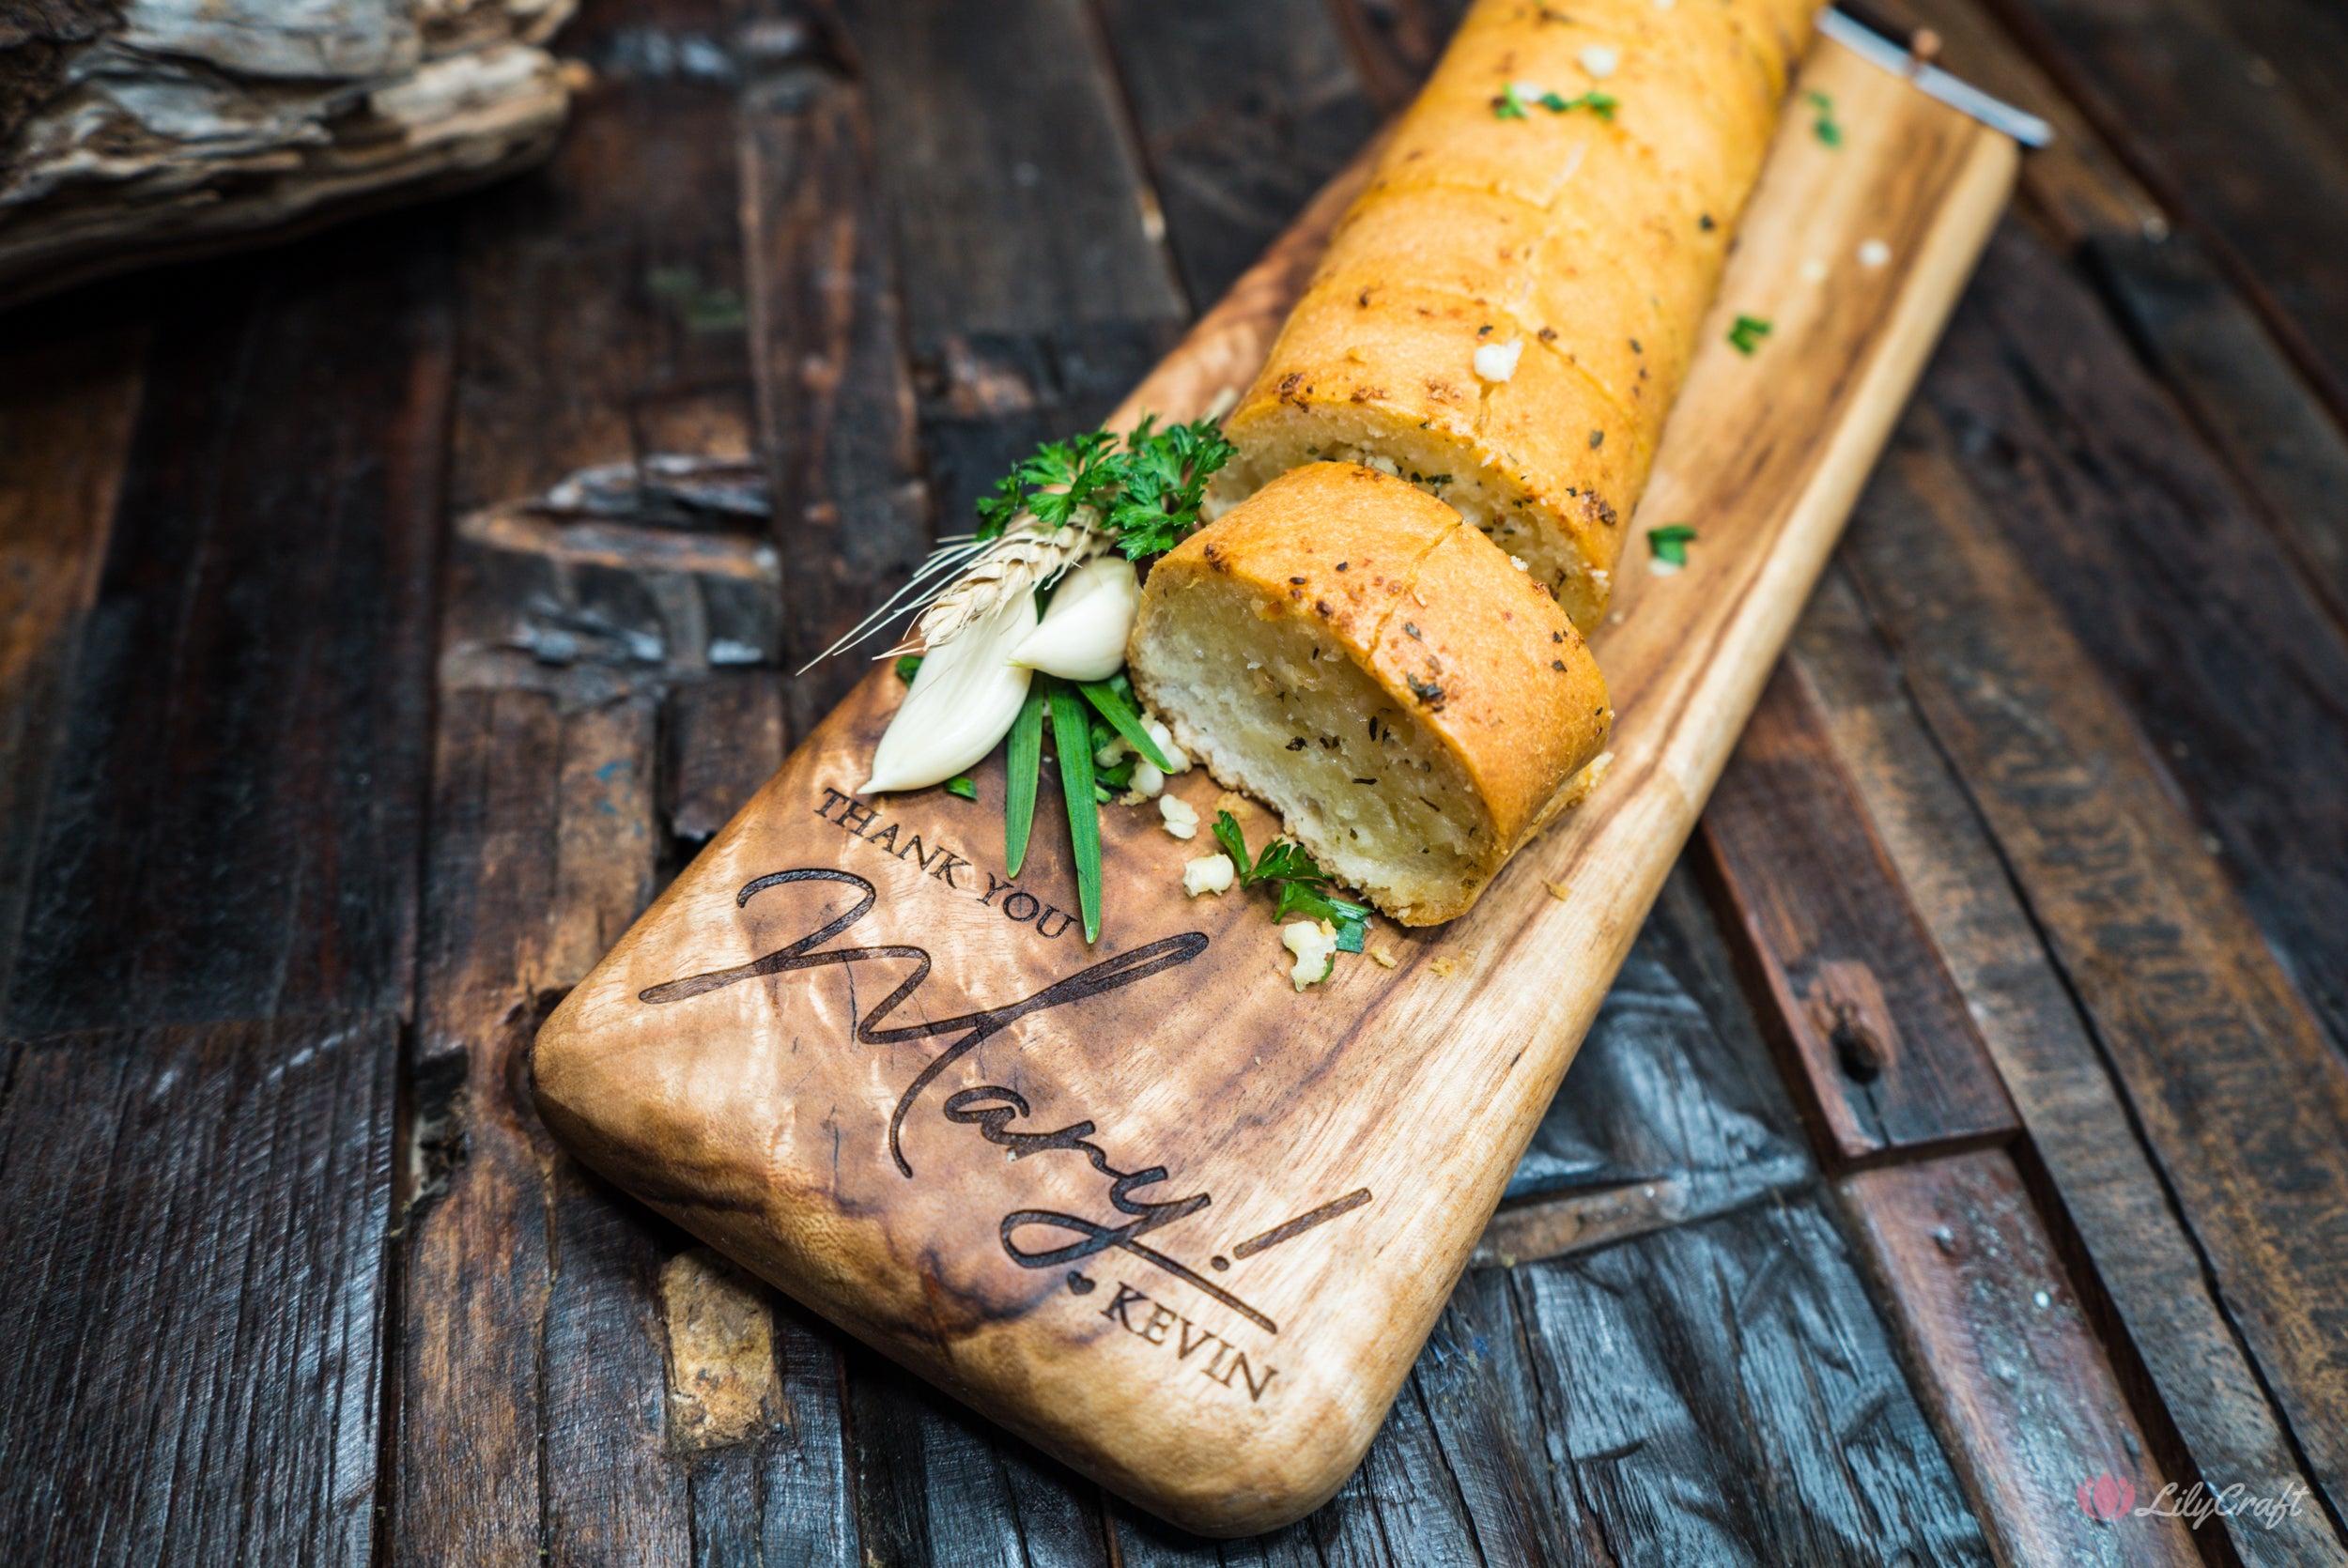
1132 463 1612 923
1222 0 1815 627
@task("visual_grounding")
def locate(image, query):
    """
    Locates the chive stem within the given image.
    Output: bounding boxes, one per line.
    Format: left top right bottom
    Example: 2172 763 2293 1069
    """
1047 683 1104 943
1003 683 1047 876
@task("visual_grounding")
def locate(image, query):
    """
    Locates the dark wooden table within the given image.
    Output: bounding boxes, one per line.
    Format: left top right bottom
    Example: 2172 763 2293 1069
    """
4 1 2346 1563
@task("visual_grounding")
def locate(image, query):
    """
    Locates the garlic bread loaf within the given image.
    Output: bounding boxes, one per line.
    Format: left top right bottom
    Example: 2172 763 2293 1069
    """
1129 463 1611 925
1213 0 1815 630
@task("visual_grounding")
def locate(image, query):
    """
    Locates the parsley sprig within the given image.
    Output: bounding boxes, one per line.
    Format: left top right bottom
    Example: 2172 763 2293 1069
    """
1647 523 1698 567
1727 315 1773 355
1804 89 1843 147
974 415 1236 560
1493 83 1619 122
1213 811 1370 954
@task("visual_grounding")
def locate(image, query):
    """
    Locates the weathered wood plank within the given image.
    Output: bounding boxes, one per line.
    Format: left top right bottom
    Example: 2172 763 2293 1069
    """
1793 562 2348 1568
1917 224 2348 1064
1837 381 2348 1540
1837 1149 2202 1568
1094 0 1379 307
396 1 790 1559
2084 227 2348 628
843 1344 1112 1568
1507 1193 1994 1568
1699 660 2016 1165
1882 0 2348 628
831 0 1185 350
3 224 451 1037
0 322 143 1000
0 1014 396 1565
1987 0 2348 411
735 26 930 730
669 671 790 846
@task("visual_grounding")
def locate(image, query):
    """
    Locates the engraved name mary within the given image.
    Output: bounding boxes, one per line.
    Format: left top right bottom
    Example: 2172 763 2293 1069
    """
634 831 1370 1402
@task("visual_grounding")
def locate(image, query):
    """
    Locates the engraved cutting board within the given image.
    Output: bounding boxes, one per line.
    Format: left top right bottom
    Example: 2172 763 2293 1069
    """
532 40 2018 1537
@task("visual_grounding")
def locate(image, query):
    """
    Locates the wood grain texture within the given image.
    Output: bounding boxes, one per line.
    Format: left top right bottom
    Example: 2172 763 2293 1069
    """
832 0 1184 348
1837 1149 2203 1568
0 323 142 1003
3 224 450 1037
2085 227 2348 626
1700 659 2016 1165
1792 563 2348 1568
0 1014 396 1566
1095 0 1380 308
1916 225 2348 1066
1840 388 2348 1541
532 43 2017 1533
1109 869 1986 1564
397 4 756 1559
1988 0 2348 415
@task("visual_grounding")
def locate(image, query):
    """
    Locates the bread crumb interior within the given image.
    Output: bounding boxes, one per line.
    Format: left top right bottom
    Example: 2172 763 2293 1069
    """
1140 572 1490 915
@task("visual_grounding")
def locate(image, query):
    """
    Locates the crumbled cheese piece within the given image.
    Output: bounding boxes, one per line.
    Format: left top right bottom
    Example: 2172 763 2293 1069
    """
1510 554 1529 571
1648 554 1684 577
1800 256 1829 284
1183 853 1235 898
1363 453 1402 478
1857 238 1892 269
1094 736 1129 767
1473 338 1524 382
1283 919 1339 990
1578 45 1619 79
1589 567 1610 589
1510 79 1545 103
1159 795 1198 838
1143 718 1190 773
1132 760 1165 797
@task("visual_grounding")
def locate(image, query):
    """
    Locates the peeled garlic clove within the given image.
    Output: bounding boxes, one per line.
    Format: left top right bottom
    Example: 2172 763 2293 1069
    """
860 592 1036 793
1009 554 1138 682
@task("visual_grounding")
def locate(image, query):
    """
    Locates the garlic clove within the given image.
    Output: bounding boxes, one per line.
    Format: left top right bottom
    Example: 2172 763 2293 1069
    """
1143 717 1189 774
1009 554 1138 682
860 592 1036 793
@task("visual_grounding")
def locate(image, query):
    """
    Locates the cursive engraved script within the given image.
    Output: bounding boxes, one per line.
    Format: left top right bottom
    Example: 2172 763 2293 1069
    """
640 864 1370 1349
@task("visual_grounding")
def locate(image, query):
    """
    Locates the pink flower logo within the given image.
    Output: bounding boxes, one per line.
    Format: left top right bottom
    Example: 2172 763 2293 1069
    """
2078 1473 2137 1522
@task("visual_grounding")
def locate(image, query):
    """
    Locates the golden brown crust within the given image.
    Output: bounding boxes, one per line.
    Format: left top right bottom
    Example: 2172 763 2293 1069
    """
1135 463 1611 921
1224 0 1814 626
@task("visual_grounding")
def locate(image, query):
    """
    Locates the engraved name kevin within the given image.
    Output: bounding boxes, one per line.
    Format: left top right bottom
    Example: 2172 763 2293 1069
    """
636 826 1372 1402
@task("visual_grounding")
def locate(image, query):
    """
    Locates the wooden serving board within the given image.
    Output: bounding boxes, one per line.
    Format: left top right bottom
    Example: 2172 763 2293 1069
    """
533 38 2017 1538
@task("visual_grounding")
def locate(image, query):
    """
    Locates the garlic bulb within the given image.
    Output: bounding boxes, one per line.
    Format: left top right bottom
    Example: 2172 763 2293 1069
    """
860 592 1036 793
1009 554 1139 682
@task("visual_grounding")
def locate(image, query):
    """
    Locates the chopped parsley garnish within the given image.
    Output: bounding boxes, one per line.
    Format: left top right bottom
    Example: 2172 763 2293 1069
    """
1727 315 1773 355
1493 83 1618 121
895 653 923 684
1647 524 1698 566
1805 89 1843 147
974 414 1235 560
944 775 978 801
1213 812 1370 953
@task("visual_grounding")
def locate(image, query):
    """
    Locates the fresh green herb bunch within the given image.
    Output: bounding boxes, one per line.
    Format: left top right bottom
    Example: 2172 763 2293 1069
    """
1213 812 1371 955
974 415 1237 560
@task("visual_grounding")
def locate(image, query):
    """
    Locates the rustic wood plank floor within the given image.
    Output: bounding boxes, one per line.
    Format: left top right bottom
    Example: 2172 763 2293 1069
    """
2 0 2345 1563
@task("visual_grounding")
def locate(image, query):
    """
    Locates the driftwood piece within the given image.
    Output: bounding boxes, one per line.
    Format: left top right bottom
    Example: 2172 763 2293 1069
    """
531 40 2017 1536
0 0 576 306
